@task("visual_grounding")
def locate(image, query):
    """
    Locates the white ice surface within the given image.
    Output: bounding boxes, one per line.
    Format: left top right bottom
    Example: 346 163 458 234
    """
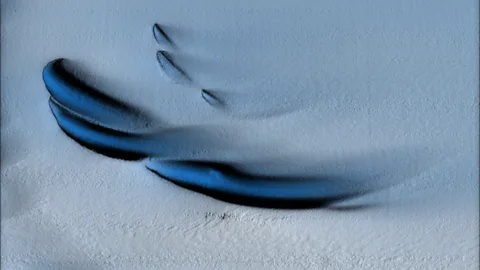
1 0 478 269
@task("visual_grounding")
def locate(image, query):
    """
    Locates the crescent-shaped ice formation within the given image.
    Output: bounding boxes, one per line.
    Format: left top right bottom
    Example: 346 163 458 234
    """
201 89 224 108
43 58 385 208
48 97 235 161
49 97 154 160
42 58 154 131
153 23 174 48
156 50 192 84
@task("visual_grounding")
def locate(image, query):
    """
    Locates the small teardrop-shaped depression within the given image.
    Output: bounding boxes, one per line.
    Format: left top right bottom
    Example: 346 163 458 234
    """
156 51 191 84
201 89 225 108
153 23 174 48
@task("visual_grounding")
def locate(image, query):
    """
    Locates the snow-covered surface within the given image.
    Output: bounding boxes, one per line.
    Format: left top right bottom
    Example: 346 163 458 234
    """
1 0 478 269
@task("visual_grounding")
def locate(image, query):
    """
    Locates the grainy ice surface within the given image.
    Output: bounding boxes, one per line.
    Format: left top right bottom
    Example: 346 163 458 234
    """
1 0 478 269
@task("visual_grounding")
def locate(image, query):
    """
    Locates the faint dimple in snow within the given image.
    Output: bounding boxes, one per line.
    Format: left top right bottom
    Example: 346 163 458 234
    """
200 89 301 120
177 213 342 268
1 165 38 220
1 178 27 220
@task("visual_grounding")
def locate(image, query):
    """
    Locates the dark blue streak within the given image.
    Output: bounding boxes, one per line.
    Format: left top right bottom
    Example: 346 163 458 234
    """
48 97 231 161
43 58 153 131
145 159 380 209
49 97 152 160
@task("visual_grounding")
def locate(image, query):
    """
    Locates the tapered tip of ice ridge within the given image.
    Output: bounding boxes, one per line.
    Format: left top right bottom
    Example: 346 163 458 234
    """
201 89 224 108
153 23 174 48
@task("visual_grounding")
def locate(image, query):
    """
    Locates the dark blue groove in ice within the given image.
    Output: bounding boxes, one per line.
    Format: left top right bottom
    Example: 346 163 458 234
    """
43 58 384 208
145 159 380 209
49 97 152 160
43 58 153 131
48 97 232 161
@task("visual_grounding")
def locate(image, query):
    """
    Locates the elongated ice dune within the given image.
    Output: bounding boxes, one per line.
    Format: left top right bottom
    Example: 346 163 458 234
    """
42 59 155 131
145 159 386 209
47 95 240 161
42 58 264 161
44 58 388 207
49 97 152 160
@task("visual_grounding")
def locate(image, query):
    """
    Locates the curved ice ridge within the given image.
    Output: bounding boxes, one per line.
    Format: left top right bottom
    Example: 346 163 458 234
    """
43 58 385 208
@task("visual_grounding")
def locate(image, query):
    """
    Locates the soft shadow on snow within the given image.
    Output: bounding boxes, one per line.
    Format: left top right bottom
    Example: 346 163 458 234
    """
230 142 451 209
